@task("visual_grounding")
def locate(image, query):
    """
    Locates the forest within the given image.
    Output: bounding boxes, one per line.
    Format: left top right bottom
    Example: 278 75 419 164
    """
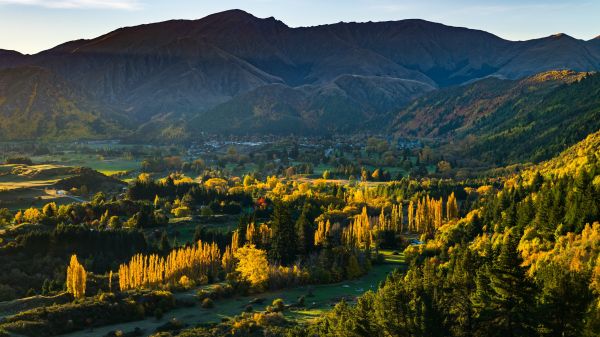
0 129 597 337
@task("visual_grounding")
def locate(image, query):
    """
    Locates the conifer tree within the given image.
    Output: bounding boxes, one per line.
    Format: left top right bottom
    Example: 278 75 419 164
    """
270 201 297 265
472 230 536 337
296 203 313 255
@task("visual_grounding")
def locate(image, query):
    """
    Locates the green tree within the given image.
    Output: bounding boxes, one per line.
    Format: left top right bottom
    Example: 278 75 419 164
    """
270 201 297 265
295 203 313 255
472 230 536 337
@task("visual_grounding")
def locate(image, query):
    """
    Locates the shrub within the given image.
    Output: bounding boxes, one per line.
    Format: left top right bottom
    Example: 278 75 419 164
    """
5 157 33 165
0 290 175 336
178 275 194 289
200 298 214 309
268 298 285 312
171 207 191 218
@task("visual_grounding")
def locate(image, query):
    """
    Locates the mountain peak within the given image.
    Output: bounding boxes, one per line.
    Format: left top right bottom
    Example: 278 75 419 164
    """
199 9 287 28
0 49 23 56
549 33 574 40
203 9 261 22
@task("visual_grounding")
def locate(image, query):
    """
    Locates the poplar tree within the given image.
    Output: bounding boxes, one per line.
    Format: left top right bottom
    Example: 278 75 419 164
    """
66 255 86 299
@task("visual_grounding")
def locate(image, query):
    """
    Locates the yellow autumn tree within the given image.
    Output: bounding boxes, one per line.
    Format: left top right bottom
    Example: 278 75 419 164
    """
314 219 331 246
66 255 86 299
446 192 459 220
234 244 269 288
118 240 221 291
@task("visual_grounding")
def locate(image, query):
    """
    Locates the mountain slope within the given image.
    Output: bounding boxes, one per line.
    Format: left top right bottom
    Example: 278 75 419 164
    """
0 49 25 69
392 70 600 165
527 129 600 179
184 75 435 136
2 10 600 139
0 66 126 141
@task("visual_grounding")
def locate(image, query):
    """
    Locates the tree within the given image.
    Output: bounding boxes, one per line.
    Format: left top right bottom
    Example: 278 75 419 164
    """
235 244 269 288
66 255 86 299
295 203 313 255
42 202 57 218
472 230 536 337
447 192 459 220
159 230 171 253
108 216 121 229
270 202 297 265
536 263 592 337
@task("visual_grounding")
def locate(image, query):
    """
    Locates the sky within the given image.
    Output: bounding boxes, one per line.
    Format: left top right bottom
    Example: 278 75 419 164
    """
1 0 599 54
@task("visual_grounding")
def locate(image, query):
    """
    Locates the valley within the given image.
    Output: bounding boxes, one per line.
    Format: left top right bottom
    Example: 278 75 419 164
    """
0 6 599 337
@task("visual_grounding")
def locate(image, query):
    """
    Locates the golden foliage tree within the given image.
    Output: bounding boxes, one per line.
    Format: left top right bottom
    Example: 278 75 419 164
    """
118 240 220 291
342 207 373 249
314 219 331 246
446 192 459 220
235 244 270 288
413 195 443 235
66 255 86 299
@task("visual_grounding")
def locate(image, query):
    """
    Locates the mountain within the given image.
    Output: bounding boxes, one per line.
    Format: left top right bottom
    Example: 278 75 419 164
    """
0 49 24 69
392 70 600 165
0 66 126 140
186 75 435 137
1 9 600 139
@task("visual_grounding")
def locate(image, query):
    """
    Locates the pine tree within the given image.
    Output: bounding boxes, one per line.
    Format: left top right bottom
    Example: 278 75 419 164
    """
296 203 313 255
159 230 171 253
472 230 536 337
270 201 297 265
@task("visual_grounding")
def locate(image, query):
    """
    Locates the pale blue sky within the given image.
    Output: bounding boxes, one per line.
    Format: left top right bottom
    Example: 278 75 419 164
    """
1 0 599 54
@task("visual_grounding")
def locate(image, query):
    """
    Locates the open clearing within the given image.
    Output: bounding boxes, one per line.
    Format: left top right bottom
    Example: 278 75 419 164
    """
31 154 141 176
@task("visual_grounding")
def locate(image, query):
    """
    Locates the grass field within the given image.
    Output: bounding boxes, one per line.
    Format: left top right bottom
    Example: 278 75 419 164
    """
31 154 141 176
0 164 86 209
145 215 239 246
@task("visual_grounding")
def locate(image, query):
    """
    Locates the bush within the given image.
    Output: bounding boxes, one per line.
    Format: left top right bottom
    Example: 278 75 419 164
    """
178 275 194 289
268 298 285 312
5 157 33 165
99 292 116 302
0 290 175 336
200 298 214 309
171 207 191 218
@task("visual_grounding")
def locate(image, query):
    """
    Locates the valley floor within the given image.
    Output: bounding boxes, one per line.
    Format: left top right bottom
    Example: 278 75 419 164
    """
57 253 404 337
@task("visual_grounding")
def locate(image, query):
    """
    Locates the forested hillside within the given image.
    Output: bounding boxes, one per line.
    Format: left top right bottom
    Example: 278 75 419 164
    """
287 136 600 337
0 66 126 140
393 70 600 165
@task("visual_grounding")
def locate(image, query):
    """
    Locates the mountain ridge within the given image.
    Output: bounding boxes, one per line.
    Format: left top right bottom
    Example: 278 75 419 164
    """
1 9 600 140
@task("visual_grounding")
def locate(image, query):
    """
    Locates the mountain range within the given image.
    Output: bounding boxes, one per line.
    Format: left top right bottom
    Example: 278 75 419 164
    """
1 9 600 143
